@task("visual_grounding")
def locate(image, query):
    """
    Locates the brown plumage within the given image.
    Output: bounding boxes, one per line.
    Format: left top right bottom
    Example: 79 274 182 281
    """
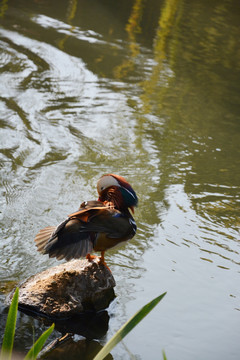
34 174 138 264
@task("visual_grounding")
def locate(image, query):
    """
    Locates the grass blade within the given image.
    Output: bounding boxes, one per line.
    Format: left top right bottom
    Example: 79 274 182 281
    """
24 323 55 360
0 287 19 360
162 349 168 360
93 292 167 360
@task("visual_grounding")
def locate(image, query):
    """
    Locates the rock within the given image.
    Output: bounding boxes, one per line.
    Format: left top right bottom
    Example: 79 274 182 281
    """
8 258 116 319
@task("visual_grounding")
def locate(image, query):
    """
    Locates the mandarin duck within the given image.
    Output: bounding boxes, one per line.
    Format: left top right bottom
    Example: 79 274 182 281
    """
34 174 138 265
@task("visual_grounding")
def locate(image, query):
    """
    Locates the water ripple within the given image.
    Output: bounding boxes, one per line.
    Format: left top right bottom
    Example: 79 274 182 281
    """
156 184 240 270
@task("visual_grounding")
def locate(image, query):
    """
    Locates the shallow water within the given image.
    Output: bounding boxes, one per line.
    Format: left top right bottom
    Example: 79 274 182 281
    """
0 0 240 359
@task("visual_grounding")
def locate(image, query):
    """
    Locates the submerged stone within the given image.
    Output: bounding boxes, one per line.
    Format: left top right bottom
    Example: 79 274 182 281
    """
8 258 116 319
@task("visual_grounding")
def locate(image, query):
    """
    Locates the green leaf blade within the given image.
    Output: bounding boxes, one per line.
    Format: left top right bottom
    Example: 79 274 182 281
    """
0 287 19 360
24 323 55 360
162 349 168 360
93 292 167 360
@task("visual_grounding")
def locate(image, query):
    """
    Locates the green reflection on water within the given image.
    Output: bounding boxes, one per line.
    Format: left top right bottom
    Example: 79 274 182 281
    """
138 0 240 229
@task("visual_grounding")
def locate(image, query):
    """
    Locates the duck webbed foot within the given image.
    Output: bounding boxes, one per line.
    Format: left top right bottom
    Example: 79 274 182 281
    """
86 252 111 272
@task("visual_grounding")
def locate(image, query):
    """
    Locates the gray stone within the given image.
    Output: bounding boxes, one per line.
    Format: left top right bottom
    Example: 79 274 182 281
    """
8 258 115 319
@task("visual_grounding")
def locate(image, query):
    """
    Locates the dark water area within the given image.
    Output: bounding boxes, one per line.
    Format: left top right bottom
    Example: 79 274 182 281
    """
0 0 240 359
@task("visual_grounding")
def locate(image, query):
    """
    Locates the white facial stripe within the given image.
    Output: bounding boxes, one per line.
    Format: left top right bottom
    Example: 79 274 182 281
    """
97 175 120 193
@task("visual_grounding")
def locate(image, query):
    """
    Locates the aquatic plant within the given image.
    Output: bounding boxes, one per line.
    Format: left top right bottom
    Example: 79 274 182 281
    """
0 288 54 360
1 288 167 359
93 292 167 360
0 288 19 360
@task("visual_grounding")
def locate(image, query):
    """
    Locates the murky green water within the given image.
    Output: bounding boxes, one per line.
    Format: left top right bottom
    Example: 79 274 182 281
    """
0 0 240 359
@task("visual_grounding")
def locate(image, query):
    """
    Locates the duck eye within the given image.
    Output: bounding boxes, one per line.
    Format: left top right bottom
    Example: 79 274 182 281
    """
101 186 104 191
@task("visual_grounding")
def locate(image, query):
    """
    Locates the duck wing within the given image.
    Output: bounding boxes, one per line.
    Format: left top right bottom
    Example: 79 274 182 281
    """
34 203 136 261
34 216 93 261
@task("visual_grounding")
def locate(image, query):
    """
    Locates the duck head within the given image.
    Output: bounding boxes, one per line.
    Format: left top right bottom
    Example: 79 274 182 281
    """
97 174 138 213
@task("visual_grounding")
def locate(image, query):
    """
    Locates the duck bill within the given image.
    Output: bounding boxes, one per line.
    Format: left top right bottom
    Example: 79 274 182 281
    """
129 206 135 214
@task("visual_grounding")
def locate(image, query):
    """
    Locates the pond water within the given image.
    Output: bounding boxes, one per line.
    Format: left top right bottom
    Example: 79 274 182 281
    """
0 0 240 359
